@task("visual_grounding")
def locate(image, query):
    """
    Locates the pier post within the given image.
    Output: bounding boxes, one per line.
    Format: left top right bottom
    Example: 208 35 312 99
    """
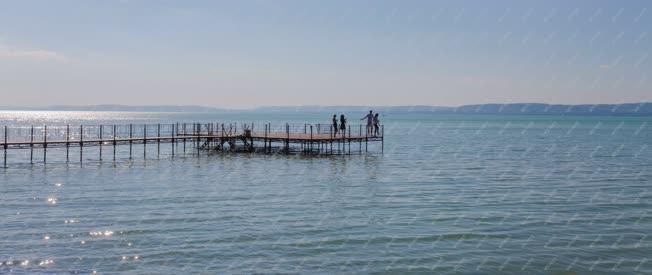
171 124 175 157
157 124 160 158
310 125 313 153
359 125 362 153
286 123 290 153
66 125 70 162
99 125 103 161
30 126 34 164
264 124 268 152
129 124 133 159
183 123 186 154
43 126 47 163
220 123 224 151
381 125 384 153
3 126 6 168
143 124 147 160
330 125 333 154
268 123 272 151
80 125 83 162
365 125 368 152
197 123 200 156
113 125 116 161
348 126 351 155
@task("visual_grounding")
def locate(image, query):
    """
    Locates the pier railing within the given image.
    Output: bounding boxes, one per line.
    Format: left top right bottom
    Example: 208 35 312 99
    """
1 122 383 143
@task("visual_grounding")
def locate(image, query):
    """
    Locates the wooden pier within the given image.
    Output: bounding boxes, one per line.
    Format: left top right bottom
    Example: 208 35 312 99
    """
1 122 384 167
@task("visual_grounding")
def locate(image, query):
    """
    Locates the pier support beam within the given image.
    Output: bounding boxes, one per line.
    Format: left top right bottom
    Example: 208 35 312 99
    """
66 125 70 162
183 123 186 154
382 125 384 153
43 126 47 163
3 126 7 168
80 125 83 162
113 125 117 161
359 125 362 153
129 124 133 159
30 126 34 164
99 125 103 161
143 124 147 160
157 124 160 158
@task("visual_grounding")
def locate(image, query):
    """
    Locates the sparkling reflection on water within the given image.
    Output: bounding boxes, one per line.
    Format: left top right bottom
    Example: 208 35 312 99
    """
1 111 651 273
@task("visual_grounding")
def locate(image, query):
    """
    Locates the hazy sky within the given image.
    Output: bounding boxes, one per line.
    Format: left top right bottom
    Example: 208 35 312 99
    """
0 0 650 108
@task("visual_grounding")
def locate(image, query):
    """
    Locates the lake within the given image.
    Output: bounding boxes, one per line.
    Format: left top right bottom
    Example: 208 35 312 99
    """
1 111 651 274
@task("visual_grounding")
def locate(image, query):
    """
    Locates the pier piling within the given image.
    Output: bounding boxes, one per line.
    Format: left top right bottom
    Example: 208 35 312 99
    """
143 125 147 160
129 124 133 159
3 126 6 168
113 125 117 161
66 125 70 162
79 125 83 162
30 126 34 164
99 125 103 161
43 126 47 163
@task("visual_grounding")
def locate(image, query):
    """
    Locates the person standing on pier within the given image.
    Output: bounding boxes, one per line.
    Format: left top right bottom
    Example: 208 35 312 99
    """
332 114 338 135
339 114 347 137
373 113 380 136
361 110 374 135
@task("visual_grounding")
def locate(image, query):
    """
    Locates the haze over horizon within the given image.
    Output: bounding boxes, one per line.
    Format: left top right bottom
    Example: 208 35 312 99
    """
1 0 651 108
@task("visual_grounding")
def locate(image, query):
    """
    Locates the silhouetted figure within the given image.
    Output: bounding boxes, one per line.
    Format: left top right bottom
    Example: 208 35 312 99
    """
373 113 380 136
361 110 374 135
339 114 347 136
332 114 338 135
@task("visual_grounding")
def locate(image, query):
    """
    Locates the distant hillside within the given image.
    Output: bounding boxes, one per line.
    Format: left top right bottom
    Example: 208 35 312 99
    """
257 103 652 116
1 103 651 115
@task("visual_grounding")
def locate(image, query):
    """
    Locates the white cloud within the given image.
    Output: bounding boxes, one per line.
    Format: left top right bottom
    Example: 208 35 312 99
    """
0 45 65 61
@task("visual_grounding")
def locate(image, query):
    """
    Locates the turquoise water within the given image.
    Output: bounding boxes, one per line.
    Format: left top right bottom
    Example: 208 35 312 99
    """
1 111 651 274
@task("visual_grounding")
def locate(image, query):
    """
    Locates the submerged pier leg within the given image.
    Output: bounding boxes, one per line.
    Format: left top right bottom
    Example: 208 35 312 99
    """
80 125 83 162
3 126 7 168
157 124 160 158
43 126 47 163
365 127 368 153
183 123 186 154
330 127 333 154
30 126 34 164
129 124 133 159
66 125 70 162
113 125 116 161
359 125 362 154
310 125 313 154
143 124 147 160
348 127 351 155
99 125 103 161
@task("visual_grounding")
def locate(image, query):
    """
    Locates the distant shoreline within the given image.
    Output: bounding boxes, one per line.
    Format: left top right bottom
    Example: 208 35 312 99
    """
1 102 651 116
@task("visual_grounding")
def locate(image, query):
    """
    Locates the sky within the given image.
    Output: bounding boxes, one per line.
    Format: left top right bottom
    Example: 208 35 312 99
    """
0 0 650 109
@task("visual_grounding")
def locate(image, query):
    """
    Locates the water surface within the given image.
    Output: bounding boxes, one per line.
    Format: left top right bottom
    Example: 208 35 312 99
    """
1 111 651 274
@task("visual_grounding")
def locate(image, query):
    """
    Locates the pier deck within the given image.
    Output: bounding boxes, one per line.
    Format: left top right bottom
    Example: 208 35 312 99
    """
2 122 384 167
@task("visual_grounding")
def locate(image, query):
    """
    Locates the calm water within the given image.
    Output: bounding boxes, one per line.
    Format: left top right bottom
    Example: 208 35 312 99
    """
1 111 651 274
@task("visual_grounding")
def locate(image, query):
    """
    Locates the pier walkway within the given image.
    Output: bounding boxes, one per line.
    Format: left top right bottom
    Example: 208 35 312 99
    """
2 122 383 167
